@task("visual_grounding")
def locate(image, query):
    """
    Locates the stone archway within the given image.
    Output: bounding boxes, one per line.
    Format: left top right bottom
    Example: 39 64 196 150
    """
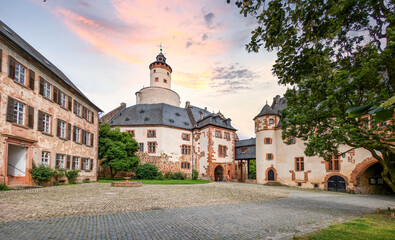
214 165 224 182
265 167 277 182
350 157 379 185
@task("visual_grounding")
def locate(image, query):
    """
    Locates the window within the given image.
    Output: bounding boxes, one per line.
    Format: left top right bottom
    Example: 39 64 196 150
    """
148 142 156 153
56 154 65 169
74 101 81 116
266 153 274 160
215 130 222 138
264 138 272 144
155 77 159 82
181 162 190 169
126 130 135 137
328 155 340 171
75 127 81 143
43 81 51 98
42 113 51 134
41 152 50 167
164 79 167 83
86 109 91 122
147 130 156 138
58 120 67 139
153 69 156 73
72 156 80 170
13 101 25 125
269 119 274 124
167 72 169 76
60 91 67 108
224 132 230 140
14 62 26 85
181 145 191 155
218 145 227 157
139 143 144 152
85 131 90 146
295 157 304 171
82 158 89 170
288 136 296 144
182 133 190 141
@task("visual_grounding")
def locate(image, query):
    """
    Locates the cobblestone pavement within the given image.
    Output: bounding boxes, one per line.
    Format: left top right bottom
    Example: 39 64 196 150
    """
0 183 394 240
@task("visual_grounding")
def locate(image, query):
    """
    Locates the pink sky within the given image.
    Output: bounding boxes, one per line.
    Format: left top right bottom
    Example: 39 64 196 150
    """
1 0 288 138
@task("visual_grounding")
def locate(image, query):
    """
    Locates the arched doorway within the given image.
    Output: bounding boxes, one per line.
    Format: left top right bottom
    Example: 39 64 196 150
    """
268 170 275 181
355 163 393 194
214 165 223 181
327 175 346 191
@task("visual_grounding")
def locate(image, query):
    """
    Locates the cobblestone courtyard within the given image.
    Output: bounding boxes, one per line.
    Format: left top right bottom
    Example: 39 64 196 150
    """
0 182 394 239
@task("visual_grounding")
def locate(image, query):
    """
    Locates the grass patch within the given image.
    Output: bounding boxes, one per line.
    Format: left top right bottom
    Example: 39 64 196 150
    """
0 183 12 191
98 177 211 185
294 210 395 240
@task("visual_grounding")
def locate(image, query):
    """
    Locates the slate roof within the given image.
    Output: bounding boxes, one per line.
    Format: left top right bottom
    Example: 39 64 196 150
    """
109 103 236 131
255 104 278 118
0 21 101 111
272 97 287 114
235 138 256 160
235 138 256 147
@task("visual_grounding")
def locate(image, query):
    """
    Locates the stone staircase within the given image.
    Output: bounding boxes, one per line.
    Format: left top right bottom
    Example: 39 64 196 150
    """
264 181 283 186
7 175 27 187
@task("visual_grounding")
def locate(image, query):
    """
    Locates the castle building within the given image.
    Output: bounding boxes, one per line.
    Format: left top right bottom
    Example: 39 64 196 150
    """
247 95 392 194
103 49 237 181
0 21 101 186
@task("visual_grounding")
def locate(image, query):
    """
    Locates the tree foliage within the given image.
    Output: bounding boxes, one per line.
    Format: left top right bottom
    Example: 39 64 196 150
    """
232 0 395 191
99 122 140 179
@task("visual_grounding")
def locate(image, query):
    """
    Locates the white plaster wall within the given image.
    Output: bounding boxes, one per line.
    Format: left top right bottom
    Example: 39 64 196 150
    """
199 128 209 177
150 67 171 89
119 125 192 162
135 87 180 107
211 128 234 163
7 144 26 176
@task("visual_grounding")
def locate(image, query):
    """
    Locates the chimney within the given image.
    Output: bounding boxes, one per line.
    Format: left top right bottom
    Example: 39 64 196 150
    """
204 107 207 111
185 101 190 108
275 95 281 103
121 102 126 108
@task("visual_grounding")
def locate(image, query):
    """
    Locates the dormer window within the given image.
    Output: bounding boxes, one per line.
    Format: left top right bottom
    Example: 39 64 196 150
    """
159 57 162 61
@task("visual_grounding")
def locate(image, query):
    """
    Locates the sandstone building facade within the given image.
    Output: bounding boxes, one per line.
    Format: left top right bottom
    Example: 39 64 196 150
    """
103 50 237 181
0 21 101 186
248 95 392 194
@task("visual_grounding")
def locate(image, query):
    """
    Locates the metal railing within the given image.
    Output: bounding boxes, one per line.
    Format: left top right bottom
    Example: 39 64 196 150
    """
7 163 25 175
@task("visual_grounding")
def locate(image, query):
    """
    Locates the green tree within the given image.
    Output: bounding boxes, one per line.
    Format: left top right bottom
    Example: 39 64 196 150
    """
99 122 140 179
231 0 395 191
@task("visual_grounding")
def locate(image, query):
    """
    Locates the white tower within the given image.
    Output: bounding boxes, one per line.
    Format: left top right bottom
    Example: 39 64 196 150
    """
135 46 180 107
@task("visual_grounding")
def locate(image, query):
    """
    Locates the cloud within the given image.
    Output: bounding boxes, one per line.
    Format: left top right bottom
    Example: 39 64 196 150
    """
186 40 193 48
204 12 215 28
202 33 208 41
78 1 90 8
210 64 260 93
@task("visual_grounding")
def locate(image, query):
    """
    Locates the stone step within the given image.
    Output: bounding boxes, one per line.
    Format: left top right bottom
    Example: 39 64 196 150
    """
264 181 283 186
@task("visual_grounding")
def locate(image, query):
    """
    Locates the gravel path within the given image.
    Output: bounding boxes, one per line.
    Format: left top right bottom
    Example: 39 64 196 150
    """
0 182 394 240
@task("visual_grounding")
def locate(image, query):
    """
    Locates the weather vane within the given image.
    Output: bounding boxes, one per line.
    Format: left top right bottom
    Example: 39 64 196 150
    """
160 42 163 53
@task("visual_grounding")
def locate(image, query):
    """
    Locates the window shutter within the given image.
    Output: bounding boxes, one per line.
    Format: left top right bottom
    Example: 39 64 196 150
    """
91 112 94 123
72 157 75 170
27 106 34 128
90 133 94 147
53 86 58 103
56 119 61 137
68 96 72 111
80 159 83 170
73 126 76 142
29 70 35 91
39 77 44 95
67 123 71 140
55 154 60 167
66 155 71 169
73 100 77 114
82 106 87 119
81 129 86 144
8 56 15 79
37 110 44 131
90 159 93 171
0 49 2 72
6 96 14 122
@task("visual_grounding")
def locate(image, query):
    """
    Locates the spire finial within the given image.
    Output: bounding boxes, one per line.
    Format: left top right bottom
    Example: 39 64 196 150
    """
160 42 162 53
266 100 268 105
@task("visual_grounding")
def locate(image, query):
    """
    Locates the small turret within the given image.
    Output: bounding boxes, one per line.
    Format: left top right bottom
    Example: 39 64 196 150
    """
149 44 172 89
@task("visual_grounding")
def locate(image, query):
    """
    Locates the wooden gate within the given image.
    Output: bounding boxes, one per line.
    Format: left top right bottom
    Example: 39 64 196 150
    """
327 175 346 191
268 170 275 181
214 165 223 181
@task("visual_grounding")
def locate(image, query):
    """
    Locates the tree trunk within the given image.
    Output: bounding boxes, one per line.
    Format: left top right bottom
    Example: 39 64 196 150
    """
109 166 115 179
370 149 395 193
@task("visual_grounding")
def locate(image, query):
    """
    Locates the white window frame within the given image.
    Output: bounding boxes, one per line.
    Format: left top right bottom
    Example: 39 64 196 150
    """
76 103 81 116
44 81 51 98
15 62 26 85
13 101 25 125
85 132 90 146
43 113 51 134
41 152 50 167
73 157 79 169
83 158 89 170
57 154 65 169
60 121 66 139
76 128 81 143
60 92 67 108
86 109 91 121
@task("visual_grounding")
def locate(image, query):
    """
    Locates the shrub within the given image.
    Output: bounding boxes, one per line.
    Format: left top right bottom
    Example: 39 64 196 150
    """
164 171 173 180
52 169 66 184
155 171 164 180
192 169 199 180
0 183 11 191
29 163 53 186
136 164 160 180
172 172 186 180
65 170 79 184
83 179 91 183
